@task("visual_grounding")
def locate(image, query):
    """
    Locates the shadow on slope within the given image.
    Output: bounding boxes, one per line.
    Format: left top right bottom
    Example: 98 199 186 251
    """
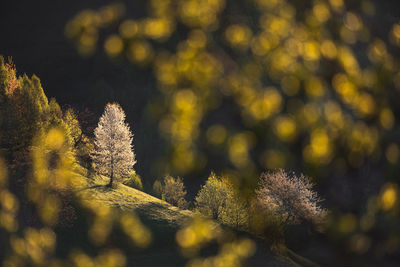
67 167 319 267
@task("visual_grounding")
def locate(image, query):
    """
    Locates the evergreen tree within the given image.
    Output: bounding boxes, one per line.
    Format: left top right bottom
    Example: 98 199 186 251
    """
91 103 136 187
0 56 51 153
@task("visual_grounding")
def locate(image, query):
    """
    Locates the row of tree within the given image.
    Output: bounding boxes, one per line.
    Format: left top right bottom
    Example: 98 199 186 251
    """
146 170 327 243
0 56 92 179
87 98 326 243
0 55 326 246
0 55 140 194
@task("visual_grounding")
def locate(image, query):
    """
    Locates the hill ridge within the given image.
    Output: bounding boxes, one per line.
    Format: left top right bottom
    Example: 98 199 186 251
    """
70 166 318 267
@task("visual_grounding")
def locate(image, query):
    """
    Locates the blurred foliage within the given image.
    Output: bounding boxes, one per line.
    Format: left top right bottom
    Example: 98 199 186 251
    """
176 217 256 267
0 0 397 264
0 56 92 164
0 56 258 267
0 127 256 266
0 129 153 266
0 56 51 153
0 55 153 265
66 0 399 184
65 0 400 263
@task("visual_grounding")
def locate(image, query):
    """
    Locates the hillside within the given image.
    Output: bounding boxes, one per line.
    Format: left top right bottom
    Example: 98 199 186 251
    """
68 166 318 267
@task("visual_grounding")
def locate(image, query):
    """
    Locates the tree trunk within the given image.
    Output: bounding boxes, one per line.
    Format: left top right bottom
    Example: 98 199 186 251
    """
107 171 113 187
107 156 114 187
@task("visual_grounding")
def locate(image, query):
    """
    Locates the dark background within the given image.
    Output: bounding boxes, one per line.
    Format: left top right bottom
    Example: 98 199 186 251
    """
1 0 400 193
2 2 400 265
0 0 164 188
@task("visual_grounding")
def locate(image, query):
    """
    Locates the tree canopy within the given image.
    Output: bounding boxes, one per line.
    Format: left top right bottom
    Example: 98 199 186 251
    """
91 103 136 186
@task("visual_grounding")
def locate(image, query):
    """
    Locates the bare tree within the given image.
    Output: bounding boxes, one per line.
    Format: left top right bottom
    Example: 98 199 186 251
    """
256 169 326 226
91 103 136 187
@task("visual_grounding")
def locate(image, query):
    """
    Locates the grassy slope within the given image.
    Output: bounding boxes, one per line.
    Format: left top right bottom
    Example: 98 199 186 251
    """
71 166 318 267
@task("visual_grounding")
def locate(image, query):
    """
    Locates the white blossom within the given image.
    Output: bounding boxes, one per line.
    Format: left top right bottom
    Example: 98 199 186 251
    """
91 103 136 186
256 169 327 225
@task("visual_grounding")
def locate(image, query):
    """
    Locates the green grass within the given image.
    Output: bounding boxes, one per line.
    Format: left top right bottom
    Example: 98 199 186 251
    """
68 165 319 267
73 166 192 227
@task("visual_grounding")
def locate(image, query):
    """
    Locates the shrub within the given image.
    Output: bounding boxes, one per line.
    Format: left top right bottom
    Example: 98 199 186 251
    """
123 171 143 191
152 180 163 198
162 175 188 209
